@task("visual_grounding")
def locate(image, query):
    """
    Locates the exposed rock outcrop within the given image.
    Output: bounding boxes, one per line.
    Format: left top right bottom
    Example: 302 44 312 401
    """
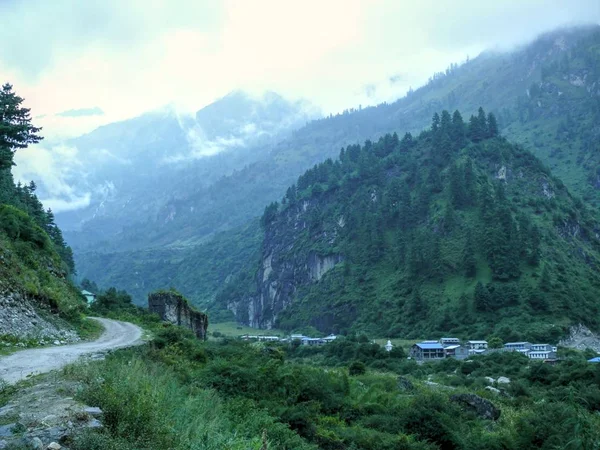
148 291 208 340
0 290 78 345
559 324 600 352
227 197 343 329
451 394 501 420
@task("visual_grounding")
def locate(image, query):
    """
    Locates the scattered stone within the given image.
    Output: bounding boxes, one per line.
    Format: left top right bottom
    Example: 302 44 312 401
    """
0 424 15 438
497 377 510 384
29 437 44 450
451 393 501 420
83 406 103 417
484 377 495 384
87 419 103 429
0 291 78 344
0 439 7 449
485 386 501 395
397 376 414 392
46 443 61 450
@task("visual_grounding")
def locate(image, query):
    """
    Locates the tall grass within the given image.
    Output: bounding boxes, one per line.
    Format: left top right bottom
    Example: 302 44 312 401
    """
64 351 314 450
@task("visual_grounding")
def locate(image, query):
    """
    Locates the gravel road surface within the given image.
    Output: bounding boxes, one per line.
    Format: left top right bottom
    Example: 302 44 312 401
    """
0 318 143 384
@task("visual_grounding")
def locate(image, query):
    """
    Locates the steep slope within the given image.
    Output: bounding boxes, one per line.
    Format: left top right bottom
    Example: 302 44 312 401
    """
0 174 86 341
77 26 600 309
220 109 600 342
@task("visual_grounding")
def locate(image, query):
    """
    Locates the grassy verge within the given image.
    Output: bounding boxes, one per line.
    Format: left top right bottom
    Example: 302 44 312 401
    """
75 316 105 341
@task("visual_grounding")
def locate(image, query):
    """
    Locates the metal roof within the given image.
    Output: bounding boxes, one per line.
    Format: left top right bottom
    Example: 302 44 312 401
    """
588 357 600 363
415 342 445 350
505 342 530 346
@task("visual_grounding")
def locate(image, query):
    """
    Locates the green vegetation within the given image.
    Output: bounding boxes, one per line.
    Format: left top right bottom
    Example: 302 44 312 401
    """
0 83 84 324
76 219 262 310
63 328 600 449
76 27 600 315
220 107 600 341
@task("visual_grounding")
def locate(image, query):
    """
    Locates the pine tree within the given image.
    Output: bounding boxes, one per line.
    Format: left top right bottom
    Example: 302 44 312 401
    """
539 264 552 292
0 83 43 170
487 112 499 137
431 112 440 133
463 158 476 206
451 110 466 149
474 282 491 312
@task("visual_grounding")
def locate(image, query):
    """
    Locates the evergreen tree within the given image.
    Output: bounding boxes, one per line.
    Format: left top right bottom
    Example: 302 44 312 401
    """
487 112 499 137
449 163 465 208
463 158 476 206
474 282 491 312
431 112 440 133
451 110 466 149
440 110 452 133
539 264 552 292
0 83 43 170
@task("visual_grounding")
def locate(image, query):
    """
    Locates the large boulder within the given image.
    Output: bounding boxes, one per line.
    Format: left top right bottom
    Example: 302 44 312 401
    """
148 291 208 340
450 393 501 420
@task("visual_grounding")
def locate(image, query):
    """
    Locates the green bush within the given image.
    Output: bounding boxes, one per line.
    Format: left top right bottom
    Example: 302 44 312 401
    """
348 361 367 376
0 204 50 249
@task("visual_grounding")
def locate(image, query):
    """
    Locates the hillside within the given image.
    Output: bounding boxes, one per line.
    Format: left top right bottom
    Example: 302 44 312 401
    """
74 26 600 309
217 108 600 342
0 84 88 342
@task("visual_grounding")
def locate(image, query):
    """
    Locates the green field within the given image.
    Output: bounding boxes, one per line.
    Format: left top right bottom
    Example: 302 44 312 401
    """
210 321 286 338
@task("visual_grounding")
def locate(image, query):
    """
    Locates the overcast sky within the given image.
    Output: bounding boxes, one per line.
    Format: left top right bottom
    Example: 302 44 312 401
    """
1 0 598 140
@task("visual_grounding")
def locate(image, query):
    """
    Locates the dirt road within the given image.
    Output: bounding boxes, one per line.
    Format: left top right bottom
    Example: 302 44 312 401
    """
0 318 143 384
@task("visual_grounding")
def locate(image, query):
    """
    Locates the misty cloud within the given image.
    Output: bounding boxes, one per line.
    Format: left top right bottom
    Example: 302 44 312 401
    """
13 144 92 213
2 1 598 213
56 107 104 117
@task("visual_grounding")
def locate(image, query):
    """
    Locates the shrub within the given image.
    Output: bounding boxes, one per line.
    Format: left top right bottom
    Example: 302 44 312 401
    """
349 361 367 376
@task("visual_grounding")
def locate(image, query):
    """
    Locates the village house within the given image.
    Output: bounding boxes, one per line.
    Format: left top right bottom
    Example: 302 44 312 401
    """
504 342 532 353
81 290 96 306
410 342 446 361
444 345 470 360
440 337 460 346
528 349 557 359
466 340 488 350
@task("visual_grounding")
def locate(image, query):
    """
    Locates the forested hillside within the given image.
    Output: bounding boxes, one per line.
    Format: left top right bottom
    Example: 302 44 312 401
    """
77 25 600 310
219 108 600 342
0 83 84 323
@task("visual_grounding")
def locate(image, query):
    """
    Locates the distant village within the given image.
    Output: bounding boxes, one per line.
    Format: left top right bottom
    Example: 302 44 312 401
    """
408 338 559 362
239 333 565 362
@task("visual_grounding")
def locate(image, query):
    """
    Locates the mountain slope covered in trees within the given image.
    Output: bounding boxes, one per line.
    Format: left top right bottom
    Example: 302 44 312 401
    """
77 26 600 310
218 108 600 342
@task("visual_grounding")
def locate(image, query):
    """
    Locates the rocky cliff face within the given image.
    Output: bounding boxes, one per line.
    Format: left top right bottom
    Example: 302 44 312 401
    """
148 291 208 339
228 198 343 329
0 289 79 345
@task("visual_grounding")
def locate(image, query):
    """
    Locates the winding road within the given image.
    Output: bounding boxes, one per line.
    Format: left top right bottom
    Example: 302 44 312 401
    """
0 318 143 384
